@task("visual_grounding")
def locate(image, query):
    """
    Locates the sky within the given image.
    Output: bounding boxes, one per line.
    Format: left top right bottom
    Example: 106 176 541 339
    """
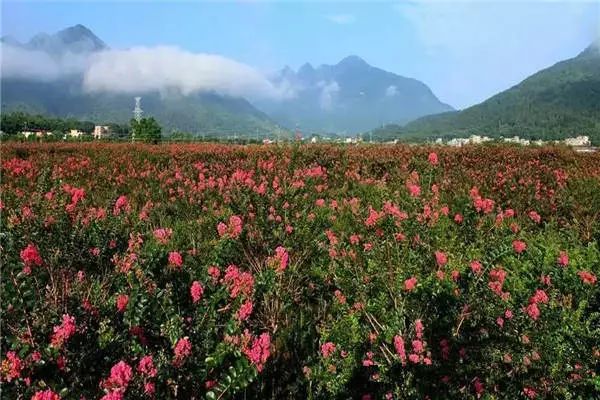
1 0 599 109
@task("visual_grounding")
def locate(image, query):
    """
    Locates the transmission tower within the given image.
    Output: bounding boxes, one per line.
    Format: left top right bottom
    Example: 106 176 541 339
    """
132 97 143 143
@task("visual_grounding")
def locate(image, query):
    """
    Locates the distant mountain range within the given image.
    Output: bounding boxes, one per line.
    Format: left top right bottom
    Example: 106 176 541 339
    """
2 24 598 140
1 24 452 136
1 25 284 136
256 56 453 134
372 40 600 144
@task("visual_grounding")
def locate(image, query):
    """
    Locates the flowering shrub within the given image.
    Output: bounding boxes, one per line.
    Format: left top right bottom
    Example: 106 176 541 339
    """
1 143 600 399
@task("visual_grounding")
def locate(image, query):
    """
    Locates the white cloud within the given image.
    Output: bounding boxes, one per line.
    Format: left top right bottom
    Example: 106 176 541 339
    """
317 80 339 110
83 46 292 100
0 43 88 80
385 85 398 97
326 14 356 25
0 44 294 101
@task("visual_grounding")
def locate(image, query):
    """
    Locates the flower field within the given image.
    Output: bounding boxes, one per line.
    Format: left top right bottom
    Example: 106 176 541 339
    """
2 142 600 399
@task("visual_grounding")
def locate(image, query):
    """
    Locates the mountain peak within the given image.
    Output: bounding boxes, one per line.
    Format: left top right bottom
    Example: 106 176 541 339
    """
579 38 600 58
24 24 106 54
337 55 369 68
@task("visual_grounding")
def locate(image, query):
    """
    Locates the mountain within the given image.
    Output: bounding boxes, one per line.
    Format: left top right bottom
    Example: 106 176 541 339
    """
372 40 600 144
256 56 453 135
1 25 283 136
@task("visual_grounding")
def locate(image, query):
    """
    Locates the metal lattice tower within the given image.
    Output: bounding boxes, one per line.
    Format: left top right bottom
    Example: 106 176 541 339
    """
133 97 143 122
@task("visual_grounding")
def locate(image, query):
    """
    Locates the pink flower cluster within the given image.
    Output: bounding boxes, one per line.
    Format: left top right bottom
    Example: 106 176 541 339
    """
243 332 271 372
217 215 243 239
51 314 76 348
190 281 204 303
223 265 254 299
20 243 43 274
173 337 192 366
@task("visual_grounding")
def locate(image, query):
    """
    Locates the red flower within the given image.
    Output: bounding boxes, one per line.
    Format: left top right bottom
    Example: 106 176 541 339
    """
526 302 540 320
528 210 541 224
168 251 183 268
20 243 43 274
173 337 192 366
1 351 23 382
321 342 336 358
51 314 76 348
434 251 448 267
428 152 439 166
404 277 417 292
237 300 253 321
578 271 597 285
116 294 129 313
137 355 157 378
512 240 527 254
557 251 569 267
31 390 61 400
243 332 271 372
470 260 483 275
190 281 204 303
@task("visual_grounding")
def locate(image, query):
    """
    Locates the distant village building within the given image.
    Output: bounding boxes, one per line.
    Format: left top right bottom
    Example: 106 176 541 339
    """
503 136 530 146
21 129 52 138
93 125 111 139
69 129 85 138
563 136 590 147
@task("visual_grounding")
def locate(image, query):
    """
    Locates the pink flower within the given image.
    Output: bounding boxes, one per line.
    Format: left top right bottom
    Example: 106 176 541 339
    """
578 271 597 285
434 251 448 267
20 243 43 274
528 211 541 224
454 213 463 224
523 387 537 399
100 392 124 400
174 337 192 365
512 240 527 254
321 342 336 358
51 314 76 348
526 302 540 320
412 340 424 354
273 246 289 273
529 289 549 304
190 281 204 303
168 251 183 268
137 355 157 378
113 195 129 216
470 260 483 275
144 382 155 396
153 228 173 244
428 152 439 166
407 183 421 197
217 215 243 239
2 351 23 382
208 266 221 281
31 390 61 400
116 294 129 313
243 332 271 372
393 335 406 364
415 319 424 339
408 354 420 364
237 300 253 321
404 277 417 292
557 251 569 267
108 361 133 389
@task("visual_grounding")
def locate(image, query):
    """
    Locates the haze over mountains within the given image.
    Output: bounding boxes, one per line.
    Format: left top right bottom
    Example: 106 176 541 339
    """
1 24 452 136
257 56 453 134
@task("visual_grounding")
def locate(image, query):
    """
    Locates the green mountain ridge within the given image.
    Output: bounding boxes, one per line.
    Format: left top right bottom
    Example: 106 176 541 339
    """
1 25 284 137
372 41 600 144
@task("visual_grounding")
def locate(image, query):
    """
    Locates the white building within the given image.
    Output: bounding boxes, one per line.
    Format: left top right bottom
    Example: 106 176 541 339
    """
69 129 85 138
563 136 590 147
93 125 111 139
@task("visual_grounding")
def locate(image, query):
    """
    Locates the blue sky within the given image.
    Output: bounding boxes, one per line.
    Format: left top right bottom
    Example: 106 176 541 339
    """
2 1 599 108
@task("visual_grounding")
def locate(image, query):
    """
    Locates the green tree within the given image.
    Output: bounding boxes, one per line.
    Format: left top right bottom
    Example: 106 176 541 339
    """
131 117 162 144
